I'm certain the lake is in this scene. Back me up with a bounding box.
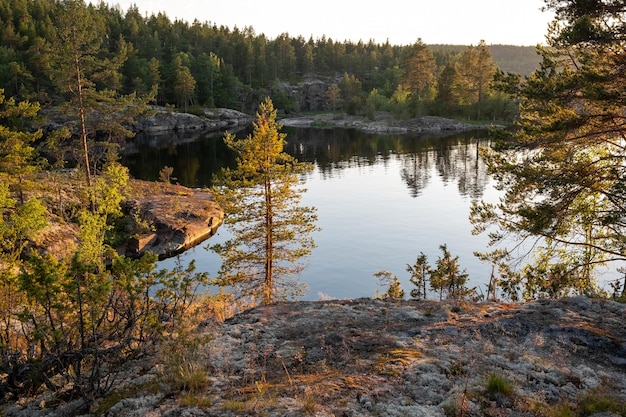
[123,127,502,300]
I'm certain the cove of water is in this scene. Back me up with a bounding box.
[123,127,502,300]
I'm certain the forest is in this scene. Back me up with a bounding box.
[0,0,540,121]
[2,0,626,410]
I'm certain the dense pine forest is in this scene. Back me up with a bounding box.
[0,0,539,120]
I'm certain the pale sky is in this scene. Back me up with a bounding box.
[101,0,554,46]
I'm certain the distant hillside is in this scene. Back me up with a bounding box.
[489,44,542,76]
[431,44,542,76]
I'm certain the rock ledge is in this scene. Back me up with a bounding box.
[281,113,500,134]
[121,182,224,259]
[10,297,624,416]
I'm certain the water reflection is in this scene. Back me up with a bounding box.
[122,129,237,186]
[401,153,432,198]
[123,127,496,300]
[283,128,490,199]
[124,127,490,201]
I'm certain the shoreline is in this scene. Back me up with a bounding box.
[280,112,502,134]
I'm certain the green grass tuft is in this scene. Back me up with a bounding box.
[486,373,514,398]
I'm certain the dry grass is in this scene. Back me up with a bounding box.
[159,330,213,395]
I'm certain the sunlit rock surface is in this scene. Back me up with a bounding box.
[7,297,625,416]
[122,182,224,259]
[136,106,253,133]
[200,297,626,416]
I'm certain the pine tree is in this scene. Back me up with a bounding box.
[373,270,405,300]
[407,252,430,299]
[429,244,468,301]
[402,39,437,115]
[173,56,196,112]
[472,1,626,297]
[211,97,318,306]
[48,0,151,188]
[325,83,341,116]
[0,89,41,203]
[455,40,497,119]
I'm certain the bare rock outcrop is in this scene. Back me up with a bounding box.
[293,78,329,112]
[33,180,223,261]
[135,107,253,133]
[198,297,626,416]
[122,182,224,259]
[9,297,623,416]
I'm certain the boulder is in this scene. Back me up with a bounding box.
[135,107,253,133]
[137,109,208,132]
[122,182,224,259]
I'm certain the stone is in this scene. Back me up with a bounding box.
[7,296,626,416]
[120,181,224,259]
[134,106,254,134]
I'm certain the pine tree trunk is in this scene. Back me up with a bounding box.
[264,175,273,305]
[74,53,92,188]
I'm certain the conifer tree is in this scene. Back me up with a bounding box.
[407,252,430,299]
[455,40,497,119]
[325,83,341,116]
[373,270,405,300]
[0,89,41,203]
[173,56,196,112]
[403,39,437,115]
[211,97,318,306]
[472,0,626,296]
[429,244,468,301]
[48,0,151,188]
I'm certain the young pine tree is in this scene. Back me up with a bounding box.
[211,97,318,306]
[429,244,469,301]
[373,270,405,300]
[407,252,430,299]
[0,89,42,204]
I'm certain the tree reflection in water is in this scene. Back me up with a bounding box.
[283,127,491,200]
[123,126,496,300]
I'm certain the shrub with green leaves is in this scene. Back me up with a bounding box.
[0,162,210,403]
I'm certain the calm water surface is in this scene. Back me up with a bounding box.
[124,127,501,300]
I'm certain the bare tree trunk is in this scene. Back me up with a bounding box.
[74,54,91,188]
[264,175,273,305]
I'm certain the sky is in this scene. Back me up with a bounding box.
[99,0,555,46]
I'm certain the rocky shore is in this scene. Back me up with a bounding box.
[121,181,224,259]
[134,107,254,134]
[281,113,499,134]
[7,296,624,416]
[35,180,223,261]
[131,105,498,139]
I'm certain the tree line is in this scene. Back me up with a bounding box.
[0,0,532,120]
[2,0,626,408]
